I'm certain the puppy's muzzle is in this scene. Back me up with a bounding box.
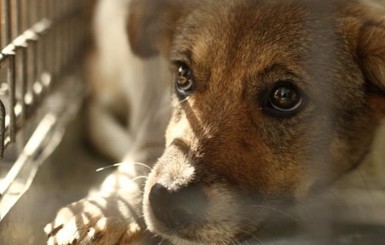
[149,183,207,228]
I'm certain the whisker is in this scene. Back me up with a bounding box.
[295,200,310,210]
[250,204,300,223]
[132,176,149,182]
[96,161,152,172]
[235,228,265,245]
[131,161,152,170]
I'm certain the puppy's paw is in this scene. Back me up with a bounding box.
[45,196,142,245]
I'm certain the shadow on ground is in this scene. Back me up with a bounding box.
[0,111,111,245]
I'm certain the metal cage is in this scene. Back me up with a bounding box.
[0,0,90,220]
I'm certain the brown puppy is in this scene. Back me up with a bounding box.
[132,0,385,243]
[46,0,385,244]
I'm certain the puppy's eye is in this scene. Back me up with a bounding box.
[175,62,195,97]
[263,81,304,117]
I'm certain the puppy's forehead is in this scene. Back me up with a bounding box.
[171,0,340,79]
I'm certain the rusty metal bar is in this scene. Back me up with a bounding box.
[1,1,9,48]
[0,0,90,158]
[0,101,4,158]
[7,52,16,143]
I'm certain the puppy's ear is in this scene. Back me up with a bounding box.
[345,11,385,114]
[357,18,385,94]
[127,0,192,58]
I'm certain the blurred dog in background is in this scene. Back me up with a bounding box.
[45,0,385,244]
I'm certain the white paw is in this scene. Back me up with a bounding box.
[45,197,143,245]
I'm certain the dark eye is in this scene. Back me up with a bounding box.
[175,62,195,97]
[263,81,304,117]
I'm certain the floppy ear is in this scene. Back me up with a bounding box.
[127,0,192,58]
[344,10,385,114]
[357,18,385,94]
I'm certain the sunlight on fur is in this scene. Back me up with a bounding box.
[45,0,385,244]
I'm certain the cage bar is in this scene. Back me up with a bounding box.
[0,0,91,197]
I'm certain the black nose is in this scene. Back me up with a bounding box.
[149,183,207,228]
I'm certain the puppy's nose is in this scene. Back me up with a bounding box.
[149,183,207,228]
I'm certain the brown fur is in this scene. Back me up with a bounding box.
[128,0,385,243]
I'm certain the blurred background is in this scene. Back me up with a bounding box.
[0,0,105,244]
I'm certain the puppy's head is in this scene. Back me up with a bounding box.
[128,0,385,243]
